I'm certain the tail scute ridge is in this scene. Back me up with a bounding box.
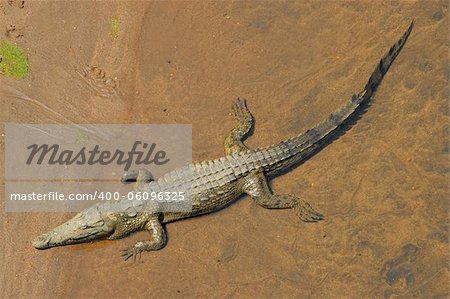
[363,21,414,96]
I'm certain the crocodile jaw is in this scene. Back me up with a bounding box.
[32,205,115,249]
[32,224,112,249]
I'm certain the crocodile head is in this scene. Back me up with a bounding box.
[32,203,117,249]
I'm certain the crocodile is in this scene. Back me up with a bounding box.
[32,22,414,260]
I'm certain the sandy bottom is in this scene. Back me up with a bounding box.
[0,1,448,298]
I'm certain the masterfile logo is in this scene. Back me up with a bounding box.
[5,124,193,212]
[25,141,170,171]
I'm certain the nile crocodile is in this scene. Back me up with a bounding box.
[32,22,414,260]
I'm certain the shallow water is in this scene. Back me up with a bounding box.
[0,1,448,298]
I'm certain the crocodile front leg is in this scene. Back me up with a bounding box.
[224,98,253,154]
[242,171,324,222]
[121,217,167,261]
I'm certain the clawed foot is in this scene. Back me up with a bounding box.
[231,98,252,122]
[294,200,324,222]
[121,242,145,262]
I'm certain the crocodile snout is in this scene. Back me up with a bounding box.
[32,233,52,249]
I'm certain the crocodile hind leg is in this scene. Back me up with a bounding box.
[242,172,324,222]
[224,98,254,155]
[121,216,167,261]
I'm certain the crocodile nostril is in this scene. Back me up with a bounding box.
[32,234,51,249]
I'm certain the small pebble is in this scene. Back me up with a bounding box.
[432,10,444,21]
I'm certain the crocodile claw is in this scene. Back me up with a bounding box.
[121,246,143,262]
[294,200,324,222]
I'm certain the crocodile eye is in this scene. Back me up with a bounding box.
[81,223,88,229]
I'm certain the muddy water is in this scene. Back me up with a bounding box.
[0,1,448,298]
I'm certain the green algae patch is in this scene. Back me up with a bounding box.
[111,16,120,39]
[0,40,28,79]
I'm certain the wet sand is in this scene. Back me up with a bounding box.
[0,1,448,298]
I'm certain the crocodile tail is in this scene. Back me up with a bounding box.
[359,20,414,104]
[263,21,414,173]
